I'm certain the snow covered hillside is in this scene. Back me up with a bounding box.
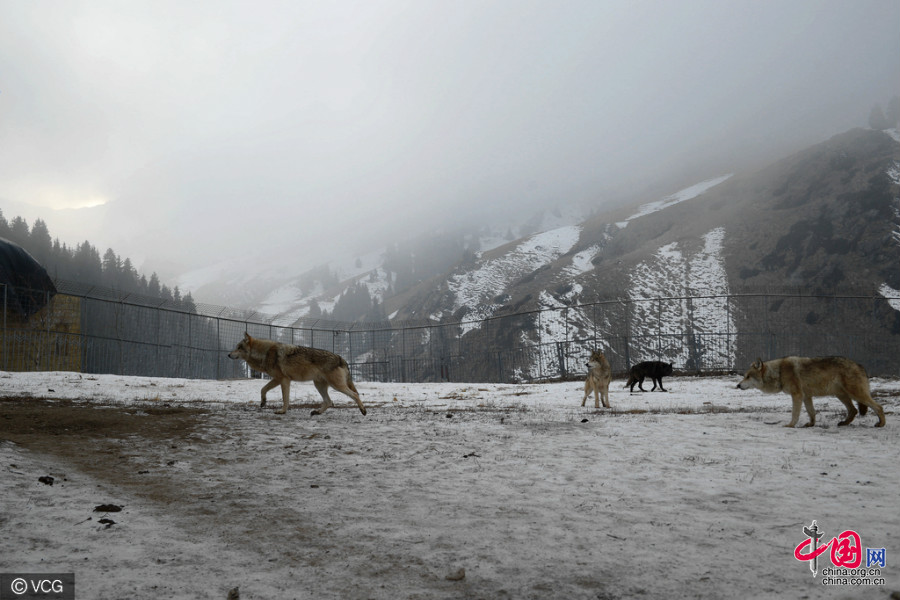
[627,227,735,367]
[441,226,581,334]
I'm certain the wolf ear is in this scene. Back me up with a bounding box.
[243,332,251,341]
[755,358,766,374]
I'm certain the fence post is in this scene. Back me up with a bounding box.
[657,297,663,359]
[216,314,221,380]
[623,298,632,369]
[2,284,6,371]
[725,295,732,371]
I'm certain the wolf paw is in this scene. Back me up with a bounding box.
[310,409,320,416]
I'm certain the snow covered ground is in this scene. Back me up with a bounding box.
[1,371,898,599]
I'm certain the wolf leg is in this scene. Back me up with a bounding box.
[336,379,367,415]
[311,380,333,416]
[801,395,815,427]
[853,392,885,427]
[637,376,646,392]
[581,380,591,407]
[260,378,280,409]
[274,379,290,415]
[786,394,803,427]
[601,384,610,408]
[835,393,857,426]
[657,377,667,392]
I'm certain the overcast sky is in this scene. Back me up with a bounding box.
[1,0,898,281]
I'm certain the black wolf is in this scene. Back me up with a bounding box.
[626,361,673,392]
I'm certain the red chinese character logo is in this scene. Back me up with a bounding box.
[794,533,829,561]
[830,530,862,568]
[794,522,863,576]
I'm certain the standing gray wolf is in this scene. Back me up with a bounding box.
[581,350,612,408]
[227,332,366,416]
[736,356,884,428]
[626,361,673,392]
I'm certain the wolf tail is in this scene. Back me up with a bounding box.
[340,357,358,387]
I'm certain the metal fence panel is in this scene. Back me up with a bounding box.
[2,282,899,382]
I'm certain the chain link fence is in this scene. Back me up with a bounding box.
[2,280,899,382]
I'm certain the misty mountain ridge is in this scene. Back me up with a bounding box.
[392,128,900,336]
[177,194,603,318]
[179,127,899,333]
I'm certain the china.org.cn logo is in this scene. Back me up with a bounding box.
[793,520,887,587]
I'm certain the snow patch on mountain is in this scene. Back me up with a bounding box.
[879,284,900,312]
[564,246,601,277]
[616,175,732,229]
[627,227,735,368]
[890,163,900,247]
[446,226,582,334]
[889,160,900,186]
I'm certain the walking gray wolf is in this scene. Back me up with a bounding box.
[581,350,612,408]
[736,356,885,428]
[227,332,366,416]
[626,361,673,392]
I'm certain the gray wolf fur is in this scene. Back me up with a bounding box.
[737,356,884,428]
[228,332,366,416]
[581,350,612,408]
[626,361,673,392]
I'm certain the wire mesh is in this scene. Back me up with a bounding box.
[2,281,898,382]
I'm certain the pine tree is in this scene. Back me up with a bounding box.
[887,96,900,128]
[29,219,52,265]
[869,104,889,130]
[9,216,30,246]
[102,248,120,288]
[148,273,161,297]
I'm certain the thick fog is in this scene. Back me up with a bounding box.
[1,0,898,282]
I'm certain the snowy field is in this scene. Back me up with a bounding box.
[1,371,899,599]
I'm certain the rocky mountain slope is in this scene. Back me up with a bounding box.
[185,129,900,379]
[395,128,899,320]
[177,127,899,380]
[378,128,899,378]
